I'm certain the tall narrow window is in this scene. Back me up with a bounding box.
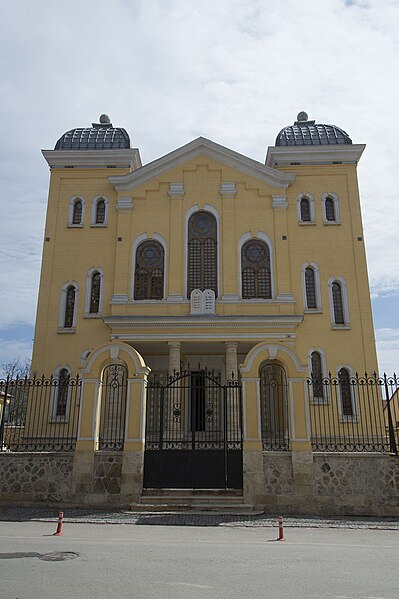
[325,197,335,221]
[332,281,344,324]
[188,211,217,297]
[134,240,164,300]
[300,198,311,222]
[96,199,106,224]
[241,240,271,299]
[64,285,76,328]
[339,367,354,416]
[89,271,101,313]
[72,200,82,224]
[311,351,324,400]
[305,267,317,308]
[56,368,70,417]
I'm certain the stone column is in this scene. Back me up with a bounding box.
[225,342,238,380]
[168,341,181,374]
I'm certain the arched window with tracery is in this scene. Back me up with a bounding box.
[64,285,76,328]
[305,267,316,309]
[300,197,311,222]
[187,211,217,297]
[241,239,271,299]
[260,361,289,450]
[134,240,164,300]
[72,199,82,224]
[96,198,106,224]
[339,367,354,416]
[89,271,101,313]
[311,351,324,400]
[332,281,344,324]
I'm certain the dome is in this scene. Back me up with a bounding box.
[55,116,130,150]
[275,112,352,146]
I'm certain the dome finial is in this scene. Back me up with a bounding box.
[99,114,111,124]
[296,111,309,123]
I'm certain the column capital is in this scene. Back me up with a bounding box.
[225,341,238,350]
[168,341,181,348]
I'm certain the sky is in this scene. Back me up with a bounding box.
[0,0,399,375]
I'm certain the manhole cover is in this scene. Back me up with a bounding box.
[39,552,79,562]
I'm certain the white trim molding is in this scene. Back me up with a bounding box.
[302,262,322,311]
[238,231,275,300]
[84,267,104,317]
[168,183,185,198]
[271,195,288,209]
[328,276,350,328]
[42,148,141,170]
[90,195,109,227]
[322,192,341,225]
[220,182,236,198]
[108,137,295,192]
[296,192,315,224]
[58,280,79,332]
[116,196,133,210]
[265,144,366,168]
[67,195,86,227]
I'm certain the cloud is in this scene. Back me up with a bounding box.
[375,328,399,374]
[0,0,398,365]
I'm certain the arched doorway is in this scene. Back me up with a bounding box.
[98,364,128,450]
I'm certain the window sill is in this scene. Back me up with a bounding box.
[67,224,84,228]
[304,308,322,314]
[49,417,69,424]
[83,313,102,318]
[340,415,359,423]
[90,223,107,228]
[323,221,341,226]
[331,324,351,330]
[310,398,330,405]
[298,221,316,226]
[57,327,76,334]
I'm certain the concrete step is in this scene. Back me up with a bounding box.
[130,502,259,514]
[132,489,260,514]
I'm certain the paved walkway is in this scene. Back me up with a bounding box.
[0,507,398,529]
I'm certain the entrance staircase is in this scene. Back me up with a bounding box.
[131,489,260,515]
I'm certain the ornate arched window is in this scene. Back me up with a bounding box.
[300,197,311,222]
[72,200,82,224]
[325,197,335,221]
[134,240,164,300]
[55,368,70,417]
[89,271,101,313]
[64,285,76,328]
[259,361,289,450]
[339,367,354,416]
[332,281,344,324]
[187,211,217,297]
[241,240,271,299]
[96,199,106,224]
[305,267,316,309]
[311,351,324,400]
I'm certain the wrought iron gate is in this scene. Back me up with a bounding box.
[143,369,243,489]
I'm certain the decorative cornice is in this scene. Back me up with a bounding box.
[265,144,366,168]
[116,197,133,210]
[220,182,236,198]
[103,314,303,330]
[42,149,142,170]
[272,195,288,209]
[108,137,296,192]
[168,183,185,198]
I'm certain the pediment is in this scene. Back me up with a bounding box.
[108,137,295,192]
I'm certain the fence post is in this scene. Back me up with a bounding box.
[384,373,397,455]
[0,376,10,450]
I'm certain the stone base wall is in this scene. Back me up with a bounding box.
[257,451,399,517]
[0,453,74,506]
[1,450,398,515]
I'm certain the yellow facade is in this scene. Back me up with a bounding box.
[30,113,381,498]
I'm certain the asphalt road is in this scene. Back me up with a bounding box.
[0,521,398,599]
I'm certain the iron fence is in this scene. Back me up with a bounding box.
[0,375,80,452]
[308,373,398,454]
